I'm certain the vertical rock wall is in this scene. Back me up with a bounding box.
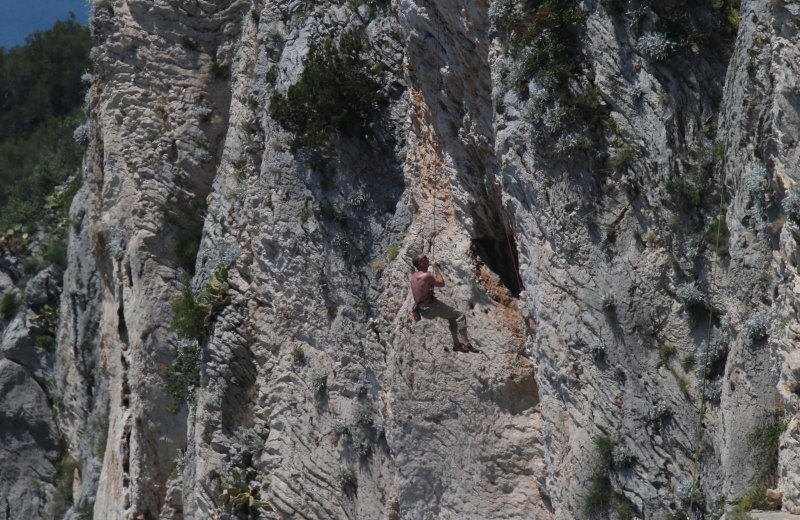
[22,0,797,518]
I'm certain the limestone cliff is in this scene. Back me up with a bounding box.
[1,0,799,518]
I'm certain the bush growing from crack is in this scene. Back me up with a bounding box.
[601,291,616,310]
[36,334,56,352]
[744,314,768,341]
[587,341,606,360]
[332,419,350,436]
[1,292,18,320]
[353,400,375,428]
[782,190,800,223]
[269,28,383,148]
[334,466,357,494]
[695,318,731,375]
[676,282,704,306]
[553,132,593,156]
[309,369,327,397]
[647,400,673,423]
[350,430,372,457]
[347,191,370,209]
[171,266,230,342]
[291,346,306,365]
[665,175,701,208]
[744,164,768,196]
[658,343,677,364]
[169,231,201,275]
[218,468,269,514]
[166,342,200,411]
[748,411,786,490]
[584,436,613,515]
[636,32,675,62]
[611,444,634,468]
[494,0,587,94]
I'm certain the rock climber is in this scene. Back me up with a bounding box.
[410,252,475,353]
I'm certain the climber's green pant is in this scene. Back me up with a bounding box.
[418,298,469,345]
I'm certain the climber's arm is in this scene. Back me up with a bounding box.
[431,263,445,287]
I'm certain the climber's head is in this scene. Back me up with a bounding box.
[412,253,429,272]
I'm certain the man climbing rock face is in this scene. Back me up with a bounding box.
[410,253,474,353]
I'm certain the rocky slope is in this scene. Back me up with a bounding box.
[1,0,799,518]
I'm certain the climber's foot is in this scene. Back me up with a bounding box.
[452,343,470,353]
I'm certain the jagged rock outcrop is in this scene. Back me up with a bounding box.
[1,0,797,518]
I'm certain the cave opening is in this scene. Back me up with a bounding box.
[471,236,523,297]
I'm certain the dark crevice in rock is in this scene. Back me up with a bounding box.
[117,300,129,345]
[471,236,522,297]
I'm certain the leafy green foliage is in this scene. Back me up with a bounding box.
[36,334,56,352]
[53,453,77,504]
[169,232,201,274]
[0,17,89,233]
[45,238,68,266]
[501,0,587,94]
[291,346,306,365]
[1,292,18,320]
[219,468,270,514]
[658,343,678,363]
[0,15,90,141]
[748,411,786,488]
[210,62,229,80]
[665,175,700,208]
[265,65,278,86]
[171,267,231,342]
[584,436,613,515]
[166,344,200,411]
[335,466,357,494]
[269,28,383,147]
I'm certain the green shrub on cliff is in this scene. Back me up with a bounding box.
[166,343,200,411]
[1,292,18,320]
[172,267,230,342]
[501,0,587,94]
[269,28,383,147]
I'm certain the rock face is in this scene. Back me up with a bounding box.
[2,0,798,518]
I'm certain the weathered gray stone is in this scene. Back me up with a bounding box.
[24,265,63,308]
[0,359,61,519]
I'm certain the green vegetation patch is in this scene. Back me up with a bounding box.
[748,410,786,488]
[269,28,383,148]
[219,468,270,514]
[166,343,201,411]
[584,436,614,515]
[666,175,701,208]
[499,0,587,94]
[169,232,201,275]
[0,17,90,233]
[1,292,18,320]
[171,266,231,342]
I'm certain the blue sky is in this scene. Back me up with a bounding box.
[0,0,89,49]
